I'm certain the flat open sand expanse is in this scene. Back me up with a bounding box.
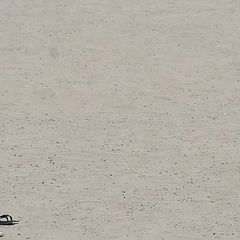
[1,1,240,239]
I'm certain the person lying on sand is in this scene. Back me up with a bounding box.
[0,215,12,222]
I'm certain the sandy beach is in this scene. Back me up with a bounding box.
[1,0,240,239]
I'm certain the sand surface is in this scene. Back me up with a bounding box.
[1,1,240,239]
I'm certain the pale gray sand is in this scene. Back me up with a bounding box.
[1,0,240,239]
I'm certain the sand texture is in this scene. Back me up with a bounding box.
[1,0,240,239]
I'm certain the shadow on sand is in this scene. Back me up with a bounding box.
[0,220,19,226]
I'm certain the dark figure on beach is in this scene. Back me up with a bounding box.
[0,215,12,222]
